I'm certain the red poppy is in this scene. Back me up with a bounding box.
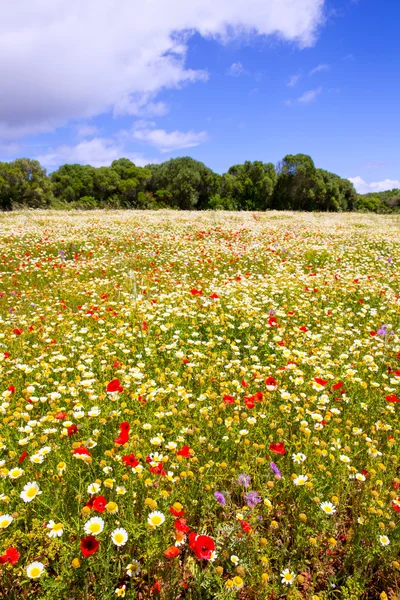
[68,425,78,436]
[174,518,190,533]
[74,446,91,457]
[150,462,167,476]
[394,370,400,377]
[244,396,255,409]
[113,361,122,369]
[314,378,328,386]
[92,496,108,513]
[386,395,400,403]
[107,379,123,393]
[268,316,278,327]
[122,453,139,468]
[241,520,252,533]
[241,379,248,388]
[269,442,286,455]
[7,385,15,394]
[299,326,308,332]
[332,382,344,390]
[0,547,20,565]
[80,535,100,557]
[223,394,235,404]
[55,412,66,420]
[192,535,215,560]
[18,451,27,463]
[3,352,10,359]
[392,498,400,513]
[164,546,180,558]
[370,331,377,337]
[114,421,130,445]
[182,358,190,364]
[177,445,191,458]
[169,505,185,518]
[265,377,277,388]
[210,293,219,299]
[190,289,202,295]
[142,321,148,331]
[12,328,23,335]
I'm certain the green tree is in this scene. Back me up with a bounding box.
[0,159,52,209]
[147,157,218,210]
[272,154,320,211]
[51,164,95,204]
[225,161,276,210]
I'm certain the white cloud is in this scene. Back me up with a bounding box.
[227,62,245,77]
[287,74,301,87]
[76,125,100,138]
[309,63,329,75]
[298,87,322,103]
[348,176,400,194]
[0,0,325,139]
[36,138,152,169]
[132,126,208,152]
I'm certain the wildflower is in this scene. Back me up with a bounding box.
[281,568,296,585]
[293,475,308,486]
[87,482,101,494]
[245,491,262,506]
[232,576,244,589]
[26,562,45,579]
[107,379,123,393]
[80,535,100,557]
[20,481,42,503]
[292,453,307,464]
[84,517,104,536]
[106,501,119,514]
[164,546,180,558]
[126,560,141,577]
[46,521,64,538]
[269,442,286,455]
[379,535,390,546]
[9,467,24,479]
[214,491,226,505]
[0,514,13,529]
[147,511,165,528]
[111,528,128,547]
[320,501,336,515]
[115,585,126,597]
[238,473,251,487]
[231,555,240,565]
[0,547,20,565]
[270,462,282,478]
[190,534,215,560]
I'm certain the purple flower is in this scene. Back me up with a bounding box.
[238,474,251,488]
[214,491,226,506]
[387,257,393,263]
[270,462,282,479]
[377,325,388,337]
[245,491,262,507]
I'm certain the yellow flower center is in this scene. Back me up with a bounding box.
[89,523,101,534]
[151,515,162,525]
[30,567,41,578]
[114,533,124,544]
[26,487,37,498]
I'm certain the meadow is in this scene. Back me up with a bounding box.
[0,210,399,599]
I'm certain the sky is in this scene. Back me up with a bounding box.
[0,0,399,193]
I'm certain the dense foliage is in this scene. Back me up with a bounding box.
[0,154,387,213]
[0,211,399,599]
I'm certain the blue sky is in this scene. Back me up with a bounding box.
[0,0,399,193]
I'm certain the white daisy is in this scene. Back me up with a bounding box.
[26,561,45,579]
[111,528,128,547]
[20,481,42,503]
[84,516,104,536]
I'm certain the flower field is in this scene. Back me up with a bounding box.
[0,210,399,599]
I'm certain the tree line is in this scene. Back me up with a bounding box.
[0,154,398,212]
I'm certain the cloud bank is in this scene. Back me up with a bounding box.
[0,0,324,139]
